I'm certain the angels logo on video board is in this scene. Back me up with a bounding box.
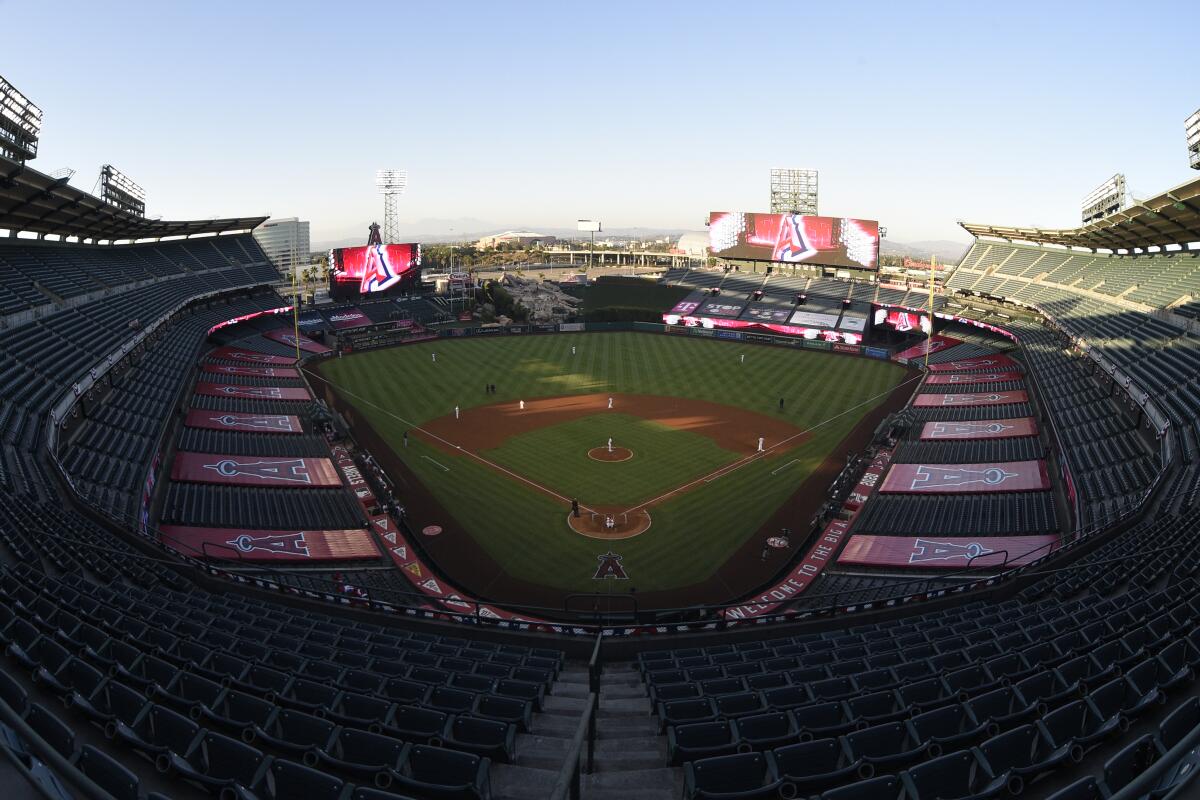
[203,458,314,484]
[331,243,421,294]
[592,552,629,580]
[209,414,298,433]
[930,421,1014,438]
[909,539,994,564]
[226,532,310,557]
[911,465,1018,490]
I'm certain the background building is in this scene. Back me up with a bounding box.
[252,216,310,276]
[674,231,710,258]
[476,230,557,249]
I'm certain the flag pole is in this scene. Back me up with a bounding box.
[925,255,936,371]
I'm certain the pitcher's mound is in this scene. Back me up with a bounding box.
[588,446,633,462]
[567,509,652,540]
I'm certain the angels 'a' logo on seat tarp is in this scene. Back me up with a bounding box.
[210,414,295,432]
[909,539,994,564]
[930,421,1014,437]
[593,552,629,580]
[911,465,1018,490]
[941,393,1004,406]
[203,458,313,483]
[218,385,283,398]
[225,532,310,557]
[229,351,275,363]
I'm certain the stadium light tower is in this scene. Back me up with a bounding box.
[375,169,407,244]
[1187,107,1200,170]
[770,168,818,216]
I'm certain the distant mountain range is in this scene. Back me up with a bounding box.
[313,221,971,265]
[881,239,972,265]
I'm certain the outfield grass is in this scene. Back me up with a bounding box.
[318,332,909,593]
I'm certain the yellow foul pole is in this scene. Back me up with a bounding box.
[292,267,302,364]
[925,255,936,370]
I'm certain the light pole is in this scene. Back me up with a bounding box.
[375,169,407,244]
[578,219,601,270]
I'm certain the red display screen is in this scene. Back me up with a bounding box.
[330,243,421,294]
[708,212,879,270]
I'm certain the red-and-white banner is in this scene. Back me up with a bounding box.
[327,309,372,330]
[160,525,379,561]
[207,346,296,366]
[183,410,304,434]
[927,354,1018,372]
[844,448,892,512]
[331,444,376,509]
[894,335,962,361]
[880,460,1050,494]
[193,382,311,401]
[264,329,332,353]
[837,534,1059,569]
[914,391,1028,407]
[925,372,1023,385]
[720,519,852,620]
[171,452,342,487]
[920,417,1039,440]
[202,364,300,379]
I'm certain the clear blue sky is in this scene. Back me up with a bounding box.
[5,0,1197,245]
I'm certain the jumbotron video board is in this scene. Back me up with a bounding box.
[708,211,880,270]
[329,243,421,297]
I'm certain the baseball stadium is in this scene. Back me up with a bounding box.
[4,15,1200,800]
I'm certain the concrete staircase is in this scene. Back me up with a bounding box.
[582,660,681,800]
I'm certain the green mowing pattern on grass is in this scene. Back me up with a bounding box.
[318,333,909,593]
[483,413,739,506]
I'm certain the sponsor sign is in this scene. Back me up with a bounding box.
[789,310,841,328]
[838,534,1059,569]
[838,315,867,332]
[171,452,342,487]
[720,519,851,620]
[803,340,832,350]
[696,299,746,318]
[893,335,962,362]
[329,444,376,508]
[920,417,1038,441]
[741,305,793,323]
[207,346,295,366]
[160,525,379,562]
[864,347,889,359]
[833,343,860,355]
[183,410,303,434]
[193,383,311,401]
[559,322,585,332]
[927,354,1019,372]
[913,391,1028,408]
[201,364,300,379]
[327,308,371,330]
[206,306,294,337]
[264,329,331,353]
[925,371,1023,385]
[880,460,1051,494]
[844,448,892,512]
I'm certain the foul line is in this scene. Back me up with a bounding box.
[304,367,924,519]
[422,456,450,472]
[770,459,801,476]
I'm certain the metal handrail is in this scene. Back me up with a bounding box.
[0,694,119,800]
[1107,718,1200,799]
[548,691,598,800]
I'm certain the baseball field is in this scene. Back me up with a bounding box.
[314,332,912,601]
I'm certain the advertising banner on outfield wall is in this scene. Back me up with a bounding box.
[160,525,380,562]
[837,534,1059,569]
[202,364,301,379]
[833,343,860,354]
[880,460,1050,494]
[913,391,1028,408]
[925,372,1023,385]
[183,410,304,435]
[927,354,1019,372]
[721,519,852,620]
[804,340,832,350]
[920,418,1039,441]
[559,323,585,332]
[193,383,312,401]
[207,346,296,366]
[865,347,889,359]
[171,452,343,488]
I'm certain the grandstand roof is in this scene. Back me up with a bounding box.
[0,155,266,241]
[960,174,1200,251]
